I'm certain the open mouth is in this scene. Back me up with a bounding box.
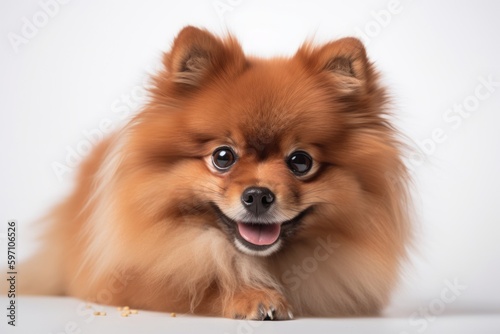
[211,204,311,256]
[237,222,281,246]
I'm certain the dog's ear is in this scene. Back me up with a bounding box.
[297,37,370,93]
[163,26,246,88]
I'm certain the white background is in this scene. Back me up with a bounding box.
[1,0,499,332]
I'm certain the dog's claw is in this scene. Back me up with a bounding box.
[226,288,292,320]
[257,303,267,320]
[259,304,290,321]
[267,307,274,320]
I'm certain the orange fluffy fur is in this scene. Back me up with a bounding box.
[21,26,411,319]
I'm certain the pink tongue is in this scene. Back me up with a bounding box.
[237,223,281,246]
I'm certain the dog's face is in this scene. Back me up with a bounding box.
[124,27,400,257]
[196,65,340,256]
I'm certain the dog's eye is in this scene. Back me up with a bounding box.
[212,147,237,171]
[287,151,313,175]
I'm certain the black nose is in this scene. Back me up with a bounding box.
[241,187,275,216]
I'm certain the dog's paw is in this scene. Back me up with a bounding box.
[225,288,293,320]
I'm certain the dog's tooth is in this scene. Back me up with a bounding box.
[288,310,294,319]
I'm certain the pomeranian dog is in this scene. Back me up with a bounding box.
[22,26,411,320]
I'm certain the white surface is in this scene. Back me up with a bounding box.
[1,0,500,332]
[1,296,499,334]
